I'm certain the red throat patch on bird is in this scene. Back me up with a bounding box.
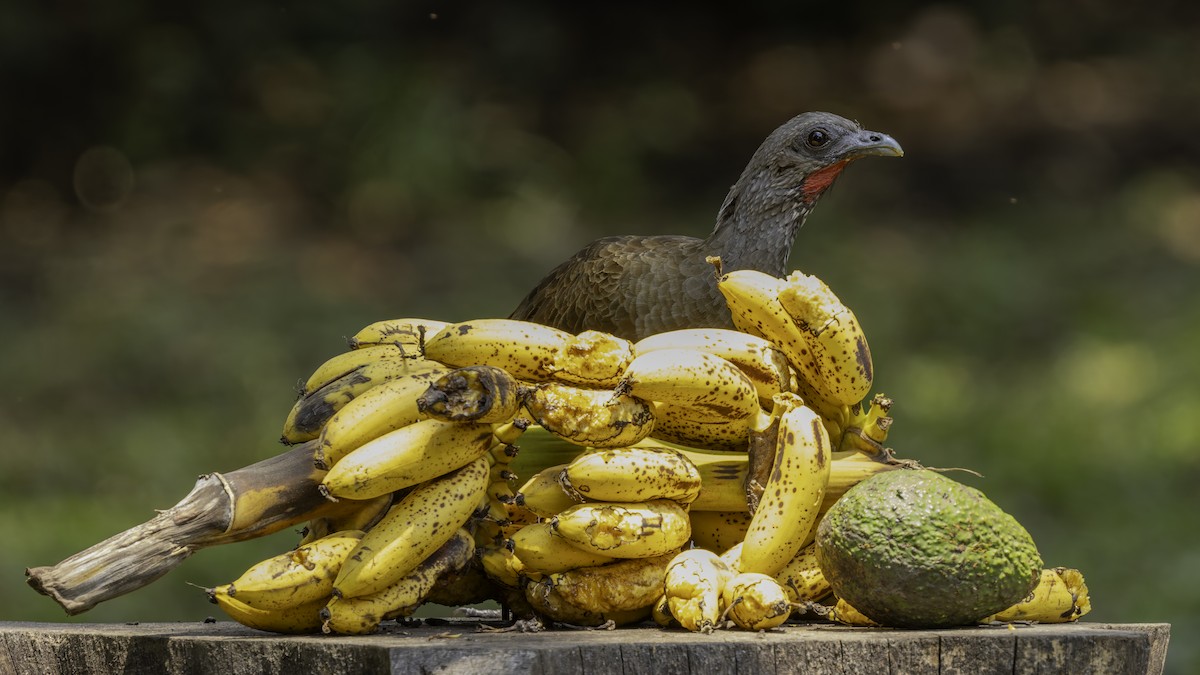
[801,159,851,203]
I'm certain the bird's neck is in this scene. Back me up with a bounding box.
[703,170,816,276]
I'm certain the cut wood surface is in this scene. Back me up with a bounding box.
[0,620,1169,675]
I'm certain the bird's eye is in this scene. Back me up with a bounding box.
[806,129,829,148]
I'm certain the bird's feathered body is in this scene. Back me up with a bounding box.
[511,112,902,341]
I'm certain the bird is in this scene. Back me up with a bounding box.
[509,111,903,342]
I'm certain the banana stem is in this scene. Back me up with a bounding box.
[25,441,336,615]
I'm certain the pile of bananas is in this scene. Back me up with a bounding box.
[32,263,1087,633]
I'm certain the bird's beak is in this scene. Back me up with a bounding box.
[842,130,904,159]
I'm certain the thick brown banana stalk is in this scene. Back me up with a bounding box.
[25,441,341,615]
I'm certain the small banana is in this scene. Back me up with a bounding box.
[416,365,525,424]
[538,551,678,614]
[313,363,449,468]
[479,544,523,589]
[300,343,408,396]
[774,542,830,604]
[648,402,757,451]
[522,382,655,448]
[215,529,364,611]
[663,548,733,633]
[828,597,879,626]
[333,457,488,598]
[299,494,392,545]
[348,317,448,352]
[688,511,751,553]
[619,349,760,421]
[740,394,831,576]
[209,588,327,634]
[838,393,894,460]
[722,572,792,630]
[283,356,443,444]
[422,318,572,381]
[321,419,493,501]
[633,328,792,409]
[321,529,474,635]
[560,445,701,504]
[651,593,676,627]
[491,418,529,447]
[984,567,1091,623]
[550,499,691,559]
[545,330,635,388]
[777,270,873,407]
[508,521,616,575]
[514,463,581,518]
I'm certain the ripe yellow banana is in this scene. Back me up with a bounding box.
[688,510,751,553]
[422,318,573,381]
[561,445,701,504]
[777,270,873,407]
[416,365,525,424]
[215,529,364,611]
[674,446,751,511]
[300,344,408,396]
[740,394,831,576]
[649,402,757,451]
[828,597,879,626]
[793,373,851,442]
[774,542,830,604]
[508,521,616,575]
[283,355,443,444]
[333,457,488,598]
[722,572,792,630]
[299,494,392,545]
[633,328,792,409]
[514,463,580,518]
[545,329,635,388]
[651,593,676,627]
[479,544,523,589]
[321,419,493,501]
[984,567,1090,623]
[209,588,327,634]
[663,548,733,633]
[522,382,655,448]
[321,528,474,635]
[491,418,529,447]
[348,317,448,352]
[313,363,449,469]
[619,349,760,421]
[538,551,678,614]
[551,499,691,559]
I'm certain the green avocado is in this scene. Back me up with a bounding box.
[815,469,1042,628]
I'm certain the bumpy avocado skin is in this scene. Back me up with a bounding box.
[815,469,1042,628]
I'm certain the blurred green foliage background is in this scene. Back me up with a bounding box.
[2,2,1197,671]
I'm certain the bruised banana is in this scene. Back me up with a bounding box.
[348,317,448,352]
[561,445,701,504]
[551,499,690,559]
[523,382,655,448]
[416,365,525,424]
[648,402,757,451]
[213,529,364,611]
[740,394,831,576]
[321,419,493,501]
[717,269,865,407]
[283,356,443,444]
[508,521,616,575]
[514,463,580,518]
[209,590,327,634]
[422,318,572,381]
[777,270,873,407]
[774,542,830,604]
[619,349,760,421]
[688,510,751,553]
[545,330,634,389]
[524,576,653,627]
[984,567,1090,623]
[537,551,677,614]
[663,548,732,633]
[333,457,488,598]
[722,572,792,630]
[321,528,474,635]
[634,328,792,409]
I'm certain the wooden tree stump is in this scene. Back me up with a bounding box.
[0,620,1169,675]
